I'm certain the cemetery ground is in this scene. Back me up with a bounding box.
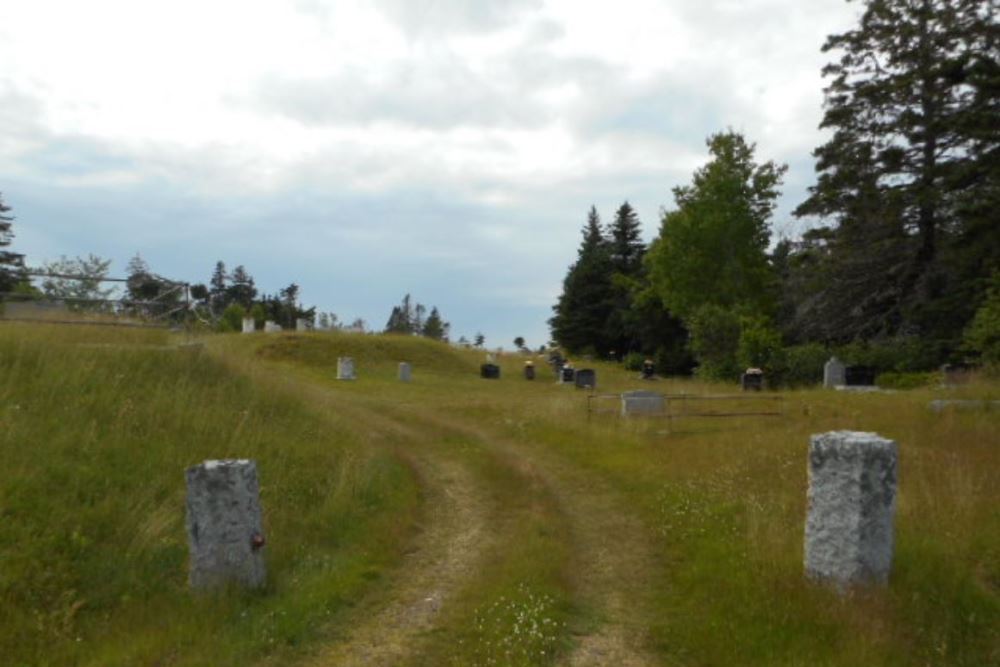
[1,323,997,666]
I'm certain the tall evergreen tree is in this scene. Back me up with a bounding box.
[605,201,647,355]
[209,261,228,309]
[796,0,999,343]
[0,193,24,293]
[421,306,448,341]
[226,265,257,309]
[608,201,644,275]
[549,206,616,354]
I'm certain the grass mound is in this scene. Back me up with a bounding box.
[254,331,479,378]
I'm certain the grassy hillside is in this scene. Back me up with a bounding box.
[3,325,997,666]
[0,324,421,666]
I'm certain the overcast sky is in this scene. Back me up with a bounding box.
[0,0,859,347]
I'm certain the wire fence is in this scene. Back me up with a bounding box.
[0,271,195,329]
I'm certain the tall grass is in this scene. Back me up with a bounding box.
[0,324,421,666]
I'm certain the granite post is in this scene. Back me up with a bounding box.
[805,431,897,588]
[185,459,266,590]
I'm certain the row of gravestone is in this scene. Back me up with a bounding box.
[332,357,412,383]
[241,318,312,333]
[480,362,598,389]
[185,430,898,593]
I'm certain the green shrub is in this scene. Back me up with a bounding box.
[782,343,829,386]
[688,305,741,381]
[219,303,247,333]
[964,272,1000,367]
[624,351,645,371]
[737,318,785,373]
[835,337,946,373]
[876,371,937,390]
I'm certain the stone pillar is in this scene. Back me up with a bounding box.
[337,357,356,380]
[185,460,266,590]
[805,431,897,588]
[823,356,846,388]
[398,362,412,382]
[241,317,255,334]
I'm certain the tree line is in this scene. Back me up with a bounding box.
[551,0,999,380]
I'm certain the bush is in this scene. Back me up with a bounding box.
[623,351,645,371]
[835,337,947,373]
[737,319,785,372]
[219,303,246,333]
[687,305,741,381]
[964,272,1000,367]
[876,371,937,390]
[782,343,829,387]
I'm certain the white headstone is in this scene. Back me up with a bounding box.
[398,362,412,382]
[823,356,846,388]
[264,320,282,333]
[337,356,356,380]
[295,318,310,331]
[241,317,255,334]
[185,459,266,590]
[805,431,897,588]
[621,390,665,416]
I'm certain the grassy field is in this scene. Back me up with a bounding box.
[2,323,998,666]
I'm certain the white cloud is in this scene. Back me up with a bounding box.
[0,0,860,345]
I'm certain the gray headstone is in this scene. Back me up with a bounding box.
[575,368,596,389]
[621,390,665,416]
[241,317,255,334]
[805,431,897,588]
[398,362,412,382]
[264,320,282,333]
[295,318,310,332]
[337,356,356,380]
[185,459,266,590]
[824,356,846,388]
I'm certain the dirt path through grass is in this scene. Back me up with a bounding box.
[389,407,662,667]
[235,366,498,666]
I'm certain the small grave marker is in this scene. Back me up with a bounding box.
[560,366,576,384]
[241,317,255,334]
[185,459,266,590]
[741,368,764,391]
[641,359,655,380]
[524,361,535,380]
[823,356,846,388]
[295,318,310,332]
[574,368,596,389]
[398,362,412,382]
[264,320,282,333]
[805,431,897,588]
[337,357,356,380]
[480,363,500,379]
[621,390,665,416]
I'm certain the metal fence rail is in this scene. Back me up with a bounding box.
[586,390,786,429]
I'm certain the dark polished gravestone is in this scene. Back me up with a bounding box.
[524,363,536,380]
[741,368,764,391]
[560,366,576,384]
[574,368,596,389]
[845,365,877,387]
[641,359,655,380]
[480,363,501,379]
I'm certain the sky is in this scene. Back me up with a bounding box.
[0,0,860,347]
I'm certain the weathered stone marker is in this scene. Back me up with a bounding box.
[823,356,846,388]
[805,431,897,588]
[264,320,282,333]
[241,317,255,334]
[337,357,356,380]
[398,362,412,382]
[185,459,266,590]
[480,363,500,379]
[621,390,665,416]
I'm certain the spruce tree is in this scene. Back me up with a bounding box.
[796,0,999,343]
[0,193,24,293]
[422,306,448,340]
[608,201,644,275]
[549,206,616,354]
